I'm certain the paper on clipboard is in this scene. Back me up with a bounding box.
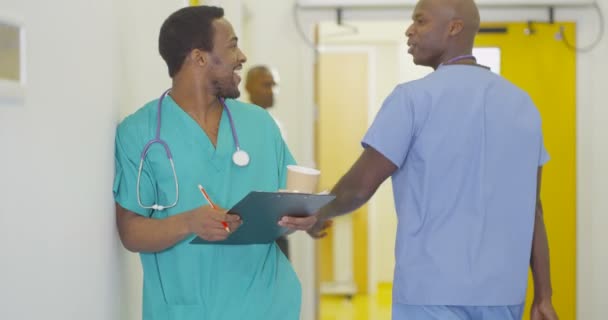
[190,191,335,245]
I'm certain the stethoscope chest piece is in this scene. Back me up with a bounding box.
[233,148,250,167]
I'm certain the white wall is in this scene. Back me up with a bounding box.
[0,0,121,319]
[118,0,187,117]
[564,2,608,318]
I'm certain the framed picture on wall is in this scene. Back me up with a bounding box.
[0,13,25,104]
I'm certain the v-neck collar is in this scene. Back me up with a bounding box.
[165,95,231,170]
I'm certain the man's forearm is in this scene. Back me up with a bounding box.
[319,148,397,220]
[319,173,374,220]
[530,201,553,301]
[116,204,191,253]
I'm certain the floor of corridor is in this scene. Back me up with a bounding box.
[320,284,392,320]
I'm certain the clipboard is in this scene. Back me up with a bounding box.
[190,191,335,245]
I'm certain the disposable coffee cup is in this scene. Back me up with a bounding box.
[285,165,320,194]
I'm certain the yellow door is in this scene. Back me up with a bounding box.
[316,50,369,294]
[475,23,576,320]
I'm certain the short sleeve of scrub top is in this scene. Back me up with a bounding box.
[113,123,154,217]
[362,85,415,168]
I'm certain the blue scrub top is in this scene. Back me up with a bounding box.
[113,95,300,320]
[363,65,549,306]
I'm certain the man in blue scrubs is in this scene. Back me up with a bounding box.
[113,6,316,320]
[300,0,559,319]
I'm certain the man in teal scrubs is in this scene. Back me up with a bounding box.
[113,6,317,320]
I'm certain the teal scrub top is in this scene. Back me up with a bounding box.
[113,95,300,320]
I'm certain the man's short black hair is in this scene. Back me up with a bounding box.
[158,6,224,77]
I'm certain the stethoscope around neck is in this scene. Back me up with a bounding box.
[136,89,250,211]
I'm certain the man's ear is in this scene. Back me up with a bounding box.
[190,49,207,67]
[449,19,464,36]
